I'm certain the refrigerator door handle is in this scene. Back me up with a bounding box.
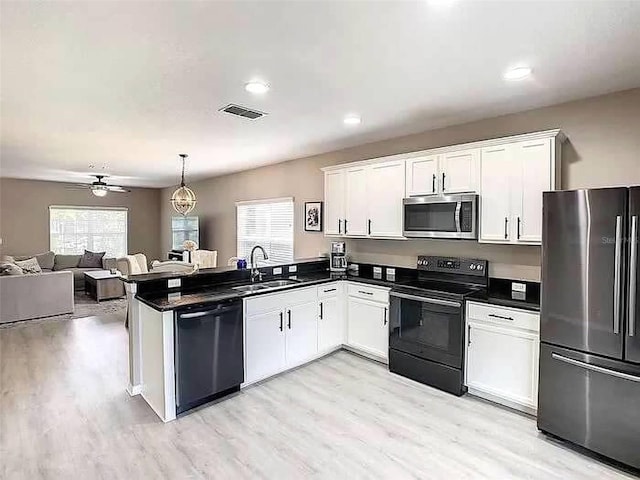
[552,353,640,383]
[629,215,638,337]
[613,215,622,334]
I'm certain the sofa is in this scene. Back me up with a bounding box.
[3,251,117,291]
[0,271,74,323]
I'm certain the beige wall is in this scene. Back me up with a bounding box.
[158,87,638,280]
[0,178,162,261]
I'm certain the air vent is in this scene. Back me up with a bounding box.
[219,104,267,120]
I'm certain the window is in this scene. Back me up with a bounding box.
[50,206,128,257]
[236,197,294,265]
[172,216,199,250]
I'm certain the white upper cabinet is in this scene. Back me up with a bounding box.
[406,155,439,196]
[440,148,479,194]
[324,170,345,236]
[480,145,513,243]
[345,166,368,237]
[367,160,405,238]
[479,135,559,245]
[512,138,553,244]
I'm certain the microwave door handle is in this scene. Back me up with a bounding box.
[454,202,462,232]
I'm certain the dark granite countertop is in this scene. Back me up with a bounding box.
[136,272,405,312]
[467,278,540,312]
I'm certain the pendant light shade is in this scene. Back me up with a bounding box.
[171,154,197,215]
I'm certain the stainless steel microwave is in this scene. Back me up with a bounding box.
[403,194,478,239]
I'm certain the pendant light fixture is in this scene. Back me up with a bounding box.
[170,154,197,215]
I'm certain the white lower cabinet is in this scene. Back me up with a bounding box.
[465,301,540,414]
[318,293,343,353]
[245,309,287,384]
[284,300,319,368]
[346,284,389,362]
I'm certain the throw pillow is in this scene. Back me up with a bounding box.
[34,251,55,270]
[14,257,42,274]
[0,261,23,276]
[78,250,105,268]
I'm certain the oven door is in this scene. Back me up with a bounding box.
[389,291,464,368]
[403,194,477,239]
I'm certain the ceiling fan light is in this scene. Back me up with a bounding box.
[91,185,108,197]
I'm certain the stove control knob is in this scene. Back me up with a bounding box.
[478,264,484,270]
[470,264,476,270]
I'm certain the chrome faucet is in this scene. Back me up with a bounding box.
[250,245,269,283]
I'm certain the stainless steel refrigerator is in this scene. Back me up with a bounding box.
[538,187,640,470]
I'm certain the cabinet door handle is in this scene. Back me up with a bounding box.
[319,302,323,320]
[488,313,514,321]
[504,217,508,239]
[358,290,374,295]
[432,174,436,193]
[344,219,348,234]
[338,219,342,234]
[383,307,387,326]
[517,216,521,239]
[442,172,446,191]
[287,310,292,329]
[368,219,372,235]
[279,312,283,332]
[323,288,337,293]
[468,324,471,346]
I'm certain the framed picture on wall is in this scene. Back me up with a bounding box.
[304,201,323,232]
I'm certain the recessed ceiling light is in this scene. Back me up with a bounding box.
[245,81,269,94]
[343,114,361,126]
[504,66,532,81]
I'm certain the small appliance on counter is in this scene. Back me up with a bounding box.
[330,241,347,272]
[388,255,488,396]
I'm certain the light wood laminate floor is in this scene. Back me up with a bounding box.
[1,313,636,479]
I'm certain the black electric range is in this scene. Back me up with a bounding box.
[389,256,488,396]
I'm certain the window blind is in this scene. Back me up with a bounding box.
[49,206,128,257]
[236,198,294,265]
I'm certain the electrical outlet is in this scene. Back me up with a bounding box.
[373,266,382,280]
[386,268,396,282]
[273,267,283,275]
[288,265,298,273]
[168,278,181,288]
[512,282,526,293]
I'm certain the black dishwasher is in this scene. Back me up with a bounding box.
[174,298,244,415]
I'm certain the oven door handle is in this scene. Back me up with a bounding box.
[454,202,462,233]
[390,291,461,308]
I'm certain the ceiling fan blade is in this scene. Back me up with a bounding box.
[65,184,92,189]
[106,185,130,193]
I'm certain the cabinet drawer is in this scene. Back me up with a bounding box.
[466,301,539,332]
[318,282,340,299]
[245,287,317,316]
[347,282,389,303]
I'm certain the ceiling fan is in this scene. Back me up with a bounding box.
[68,175,131,197]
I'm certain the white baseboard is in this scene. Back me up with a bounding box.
[127,383,142,396]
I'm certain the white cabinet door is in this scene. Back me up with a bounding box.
[406,155,439,196]
[345,166,368,236]
[347,297,388,360]
[512,138,552,244]
[285,301,318,368]
[318,295,343,352]
[324,170,345,236]
[245,310,286,384]
[441,148,479,194]
[367,161,405,238]
[466,322,539,409]
[479,145,513,243]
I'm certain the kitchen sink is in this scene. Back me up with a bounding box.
[232,278,301,293]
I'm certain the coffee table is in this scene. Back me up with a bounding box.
[84,270,125,302]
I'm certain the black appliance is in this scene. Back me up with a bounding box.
[389,256,488,395]
[174,298,244,415]
[539,187,640,470]
[403,194,478,239]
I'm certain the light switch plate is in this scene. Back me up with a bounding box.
[512,282,526,293]
[273,267,283,275]
[168,278,181,288]
[288,265,298,273]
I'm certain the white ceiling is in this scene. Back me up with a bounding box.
[1,0,640,188]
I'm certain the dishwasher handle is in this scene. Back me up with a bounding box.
[178,303,241,319]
